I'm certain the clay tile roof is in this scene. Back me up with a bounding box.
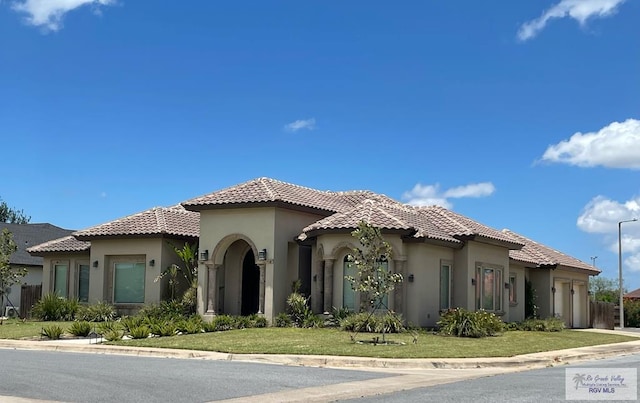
[624,288,640,299]
[27,235,90,255]
[73,205,199,240]
[420,206,523,247]
[298,198,462,244]
[182,177,359,213]
[502,229,599,273]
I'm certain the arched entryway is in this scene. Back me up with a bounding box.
[241,251,260,315]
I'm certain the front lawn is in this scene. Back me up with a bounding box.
[112,327,636,359]
[1,320,636,359]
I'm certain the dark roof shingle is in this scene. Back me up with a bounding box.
[1,223,74,266]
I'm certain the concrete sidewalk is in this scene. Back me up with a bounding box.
[1,328,639,371]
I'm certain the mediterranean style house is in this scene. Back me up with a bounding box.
[28,177,599,327]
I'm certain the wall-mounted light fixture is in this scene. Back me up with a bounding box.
[570,288,575,295]
[408,274,415,283]
[199,249,209,261]
[149,259,155,267]
[92,260,99,268]
[471,278,476,286]
[258,249,267,261]
[504,282,510,289]
[551,286,556,293]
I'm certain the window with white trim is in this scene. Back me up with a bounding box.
[476,264,503,312]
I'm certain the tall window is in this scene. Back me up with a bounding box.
[114,262,145,303]
[476,265,503,312]
[78,264,90,303]
[54,263,68,298]
[509,274,517,305]
[440,262,452,310]
[343,257,357,311]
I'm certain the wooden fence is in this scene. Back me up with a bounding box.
[589,300,615,329]
[20,284,42,319]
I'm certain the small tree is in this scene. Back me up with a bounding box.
[0,229,26,308]
[589,277,623,303]
[345,221,403,342]
[156,242,198,314]
[0,198,30,224]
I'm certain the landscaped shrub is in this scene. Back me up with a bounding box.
[339,312,404,333]
[128,325,150,339]
[511,317,565,332]
[234,315,252,329]
[97,320,122,335]
[325,306,352,327]
[204,314,235,332]
[274,312,292,328]
[68,321,92,337]
[149,321,177,337]
[121,316,144,333]
[41,325,64,339]
[76,301,116,322]
[138,301,186,322]
[247,314,268,328]
[286,291,320,328]
[103,329,124,341]
[32,293,79,321]
[624,299,640,327]
[176,317,203,334]
[437,308,503,338]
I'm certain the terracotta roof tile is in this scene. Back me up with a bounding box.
[624,288,640,299]
[182,177,344,212]
[73,205,199,240]
[27,235,90,254]
[503,229,598,273]
[420,206,523,247]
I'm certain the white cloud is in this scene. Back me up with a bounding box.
[577,195,640,273]
[540,119,640,169]
[11,0,116,31]
[284,118,316,132]
[518,0,626,41]
[402,182,495,208]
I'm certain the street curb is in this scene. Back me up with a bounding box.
[1,339,640,370]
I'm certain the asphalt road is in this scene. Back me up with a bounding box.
[343,353,640,402]
[0,349,389,402]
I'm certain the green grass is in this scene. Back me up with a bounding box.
[110,328,637,359]
[0,320,70,339]
[1,320,637,358]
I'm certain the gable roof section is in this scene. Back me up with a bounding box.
[299,199,461,244]
[182,177,380,214]
[1,223,74,266]
[26,235,90,255]
[419,206,523,248]
[73,205,199,240]
[502,229,598,273]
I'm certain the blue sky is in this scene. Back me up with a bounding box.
[1,1,639,289]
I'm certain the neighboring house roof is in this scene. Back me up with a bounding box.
[0,223,74,266]
[73,205,200,240]
[502,229,598,273]
[624,288,640,299]
[26,235,90,255]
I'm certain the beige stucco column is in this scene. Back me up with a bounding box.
[393,259,406,315]
[323,258,335,314]
[258,262,266,314]
[205,263,219,314]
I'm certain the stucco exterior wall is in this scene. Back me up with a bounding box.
[404,243,455,327]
